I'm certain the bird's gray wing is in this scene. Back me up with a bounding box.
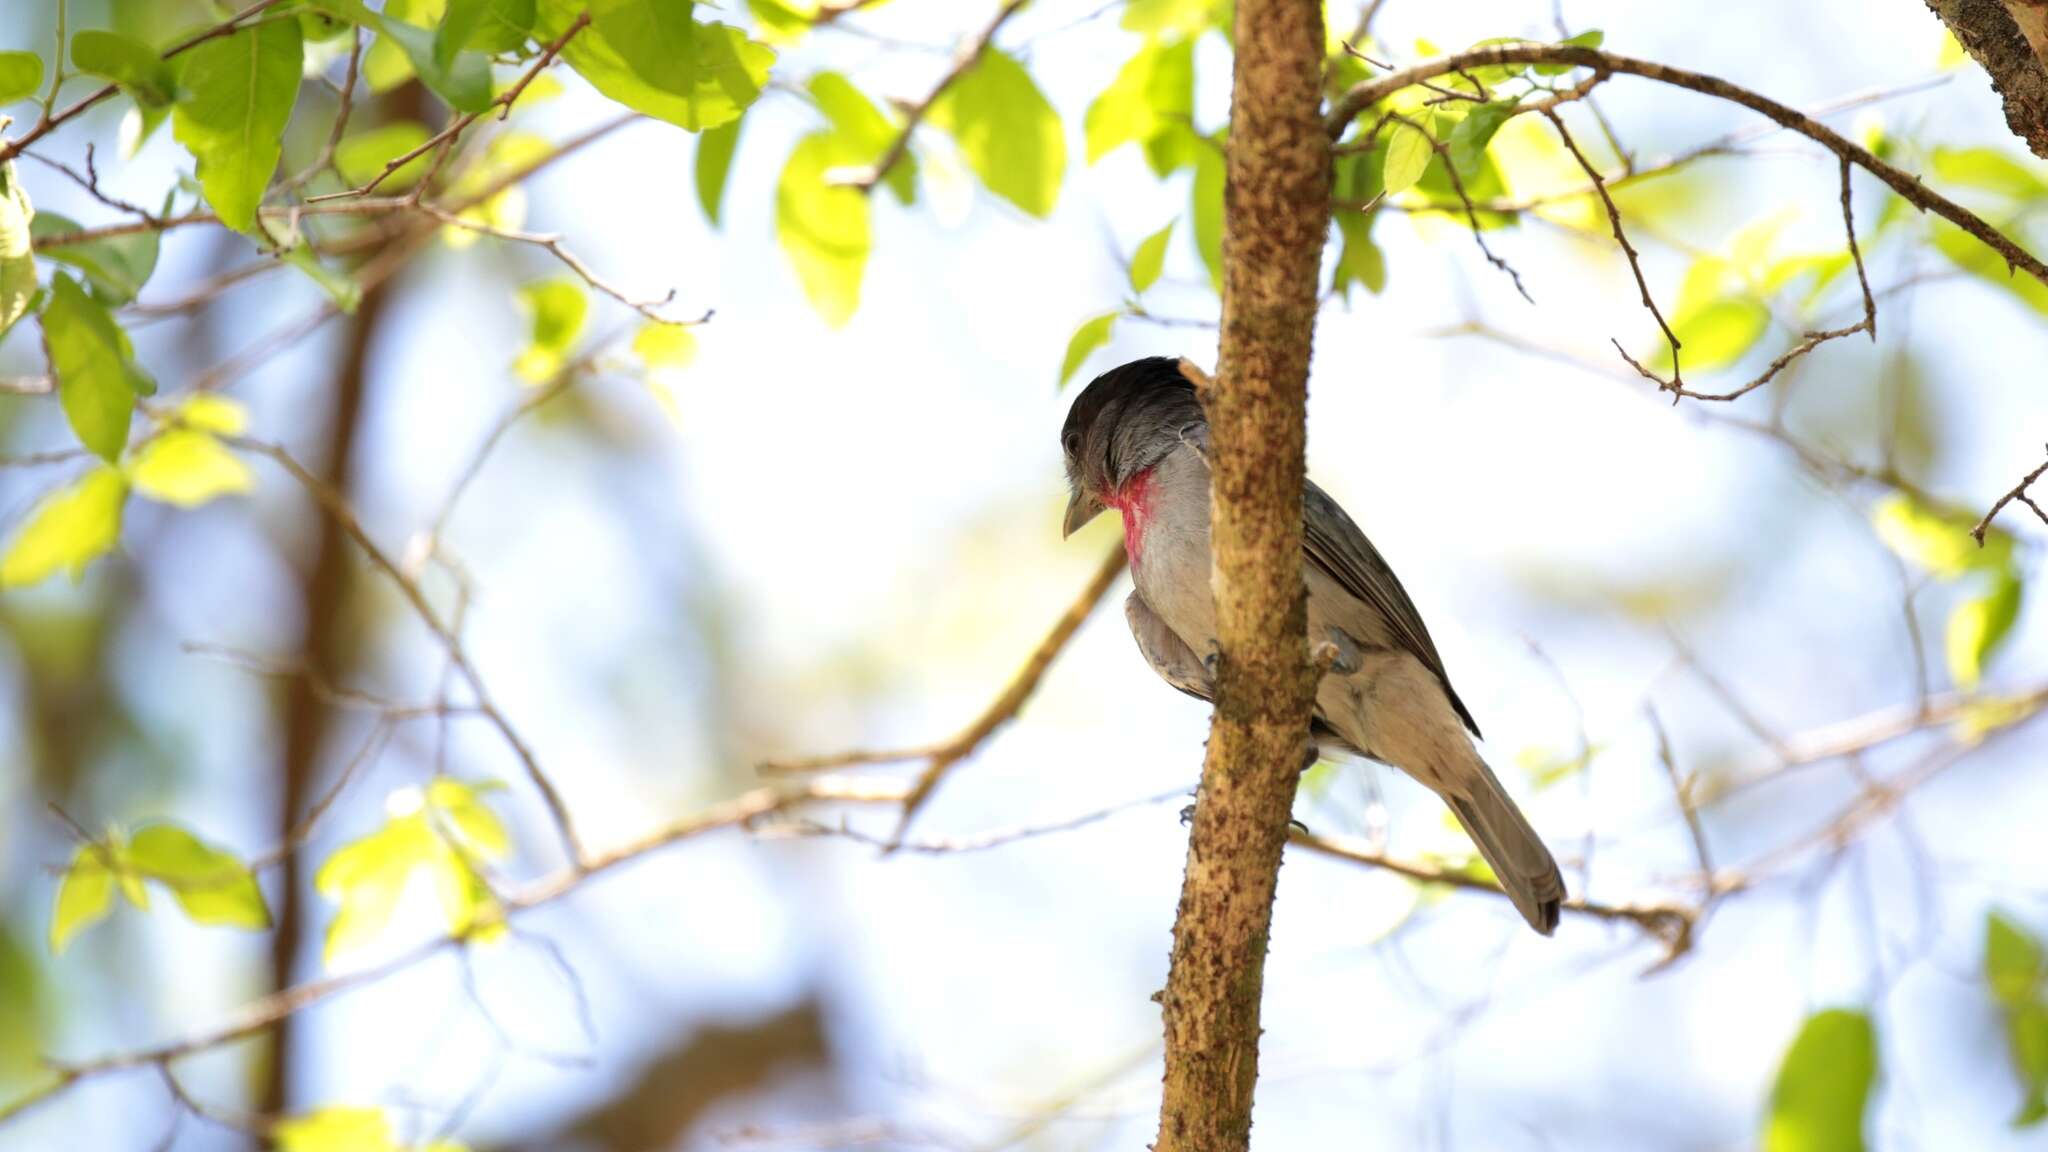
[1301,479,1481,737]
[1125,591,1214,702]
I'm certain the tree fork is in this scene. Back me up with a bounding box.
[1152,0,1331,1148]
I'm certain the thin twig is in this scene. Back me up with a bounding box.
[1973,446,2048,542]
[839,0,1029,193]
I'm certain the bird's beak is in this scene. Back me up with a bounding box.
[1062,490,1106,539]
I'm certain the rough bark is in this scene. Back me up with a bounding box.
[1927,0,2048,157]
[1152,0,1331,1148]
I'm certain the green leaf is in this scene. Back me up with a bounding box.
[334,122,434,191]
[1872,494,2005,579]
[0,161,34,337]
[274,1106,397,1152]
[2011,1002,2048,1128]
[1657,296,1769,375]
[280,245,364,313]
[314,0,493,113]
[1930,147,2048,203]
[129,428,254,508]
[1533,29,1603,76]
[1060,312,1117,387]
[171,18,302,233]
[127,825,270,929]
[1382,120,1433,196]
[1948,569,2022,689]
[49,843,117,955]
[633,321,697,369]
[1989,910,2046,1009]
[1129,221,1173,294]
[32,210,161,307]
[438,0,535,64]
[540,0,774,133]
[1085,38,1196,176]
[315,783,510,961]
[1332,209,1386,299]
[1932,220,2048,316]
[1122,0,1216,36]
[930,49,1065,218]
[70,30,176,106]
[0,52,43,105]
[1191,141,1223,291]
[809,72,914,203]
[776,131,870,326]
[42,275,148,461]
[694,118,742,226]
[0,466,126,588]
[1764,1008,1878,1152]
[1448,101,1514,176]
[513,278,588,382]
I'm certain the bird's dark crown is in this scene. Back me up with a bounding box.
[1060,356,1203,491]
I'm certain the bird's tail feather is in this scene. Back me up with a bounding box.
[1445,755,1566,936]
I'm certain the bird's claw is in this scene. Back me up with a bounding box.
[1315,627,1362,676]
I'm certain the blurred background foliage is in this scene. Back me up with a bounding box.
[0,0,2044,1149]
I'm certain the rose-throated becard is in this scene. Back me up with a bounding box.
[1061,356,1565,935]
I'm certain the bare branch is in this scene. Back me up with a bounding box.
[1972,445,2048,541]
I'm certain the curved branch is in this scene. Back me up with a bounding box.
[1328,43,2048,287]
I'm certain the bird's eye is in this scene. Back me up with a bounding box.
[1062,430,1081,457]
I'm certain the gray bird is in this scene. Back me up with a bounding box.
[1061,356,1565,935]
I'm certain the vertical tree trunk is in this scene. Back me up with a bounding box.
[258,271,395,1118]
[1153,1,1331,1149]
[1925,0,2048,156]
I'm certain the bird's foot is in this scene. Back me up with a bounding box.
[1314,627,1362,676]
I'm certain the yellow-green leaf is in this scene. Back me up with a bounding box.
[274,1106,397,1152]
[1084,38,1196,176]
[170,19,302,233]
[695,118,742,226]
[633,322,697,369]
[49,844,116,954]
[1060,312,1117,387]
[1989,910,2046,1009]
[539,0,772,133]
[930,49,1065,219]
[315,810,439,962]
[0,52,43,105]
[1,466,126,588]
[127,824,270,929]
[1932,220,2048,316]
[42,275,148,461]
[809,72,915,204]
[1332,208,1386,299]
[129,429,253,508]
[315,782,511,962]
[32,209,162,307]
[1930,146,2048,203]
[776,132,870,326]
[70,30,176,106]
[1947,570,2022,690]
[1871,494,2002,579]
[334,122,434,191]
[175,394,248,436]
[1382,120,1433,196]
[0,160,33,337]
[1764,1008,1877,1152]
[1129,221,1173,294]
[1122,0,1216,36]
[1659,296,1769,375]
[426,778,511,861]
[1191,142,1223,291]
[513,278,588,383]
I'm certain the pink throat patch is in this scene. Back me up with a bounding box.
[1106,466,1157,563]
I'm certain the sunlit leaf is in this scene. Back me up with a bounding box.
[334,122,434,191]
[70,30,176,106]
[0,161,33,337]
[129,429,253,508]
[49,843,116,955]
[1871,494,2004,580]
[31,210,161,307]
[1382,119,1433,196]
[1060,312,1117,387]
[439,0,535,63]
[1930,147,2048,203]
[539,0,773,133]
[634,322,698,370]
[1123,0,1217,36]
[0,52,43,105]
[1662,296,1769,374]
[1331,209,1386,299]
[314,0,492,113]
[1129,221,1173,294]
[1515,744,1601,791]
[1085,38,1196,176]
[426,778,511,861]
[513,278,588,383]
[1448,101,1514,176]
[695,118,742,226]
[127,824,269,929]
[1986,912,2048,1127]
[931,49,1065,219]
[280,246,364,313]
[177,394,249,436]
[1947,570,2022,690]
[41,275,149,460]
[1532,28,1602,76]
[809,72,914,204]
[315,782,511,962]
[0,467,126,588]
[1931,220,2048,316]
[171,18,301,233]
[776,131,869,326]
[1764,1008,1877,1152]
[274,1106,397,1152]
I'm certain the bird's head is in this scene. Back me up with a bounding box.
[1060,356,1205,538]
